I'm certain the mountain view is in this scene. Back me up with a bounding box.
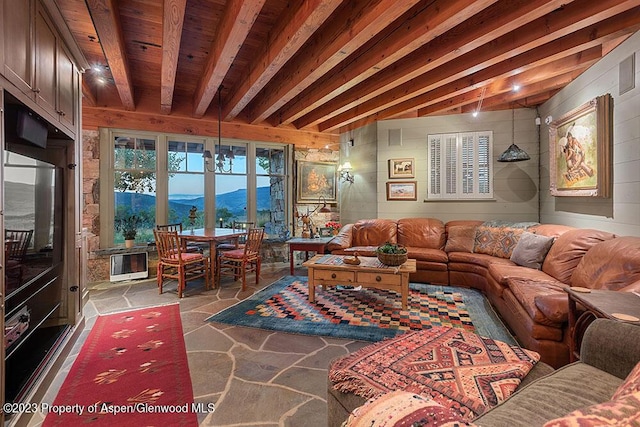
[115,186,272,220]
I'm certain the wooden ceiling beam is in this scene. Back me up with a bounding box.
[82,106,338,148]
[160,0,187,114]
[431,61,594,117]
[193,0,267,118]
[85,0,135,110]
[320,6,640,131]
[456,69,587,114]
[292,0,566,129]
[81,78,97,107]
[244,0,423,125]
[222,0,341,121]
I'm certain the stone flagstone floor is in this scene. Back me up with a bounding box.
[27,262,370,427]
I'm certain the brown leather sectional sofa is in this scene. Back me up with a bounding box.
[326,218,640,368]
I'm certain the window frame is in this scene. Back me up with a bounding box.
[427,131,493,200]
[99,128,293,248]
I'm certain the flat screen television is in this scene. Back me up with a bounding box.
[110,252,149,282]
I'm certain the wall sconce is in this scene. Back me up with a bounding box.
[338,161,354,183]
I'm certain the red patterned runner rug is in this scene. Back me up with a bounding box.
[330,326,540,421]
[44,304,198,426]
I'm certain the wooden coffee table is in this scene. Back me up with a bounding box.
[302,254,417,310]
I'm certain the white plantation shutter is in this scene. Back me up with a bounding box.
[427,131,493,199]
[428,134,441,196]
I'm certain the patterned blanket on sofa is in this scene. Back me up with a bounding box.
[329,326,540,420]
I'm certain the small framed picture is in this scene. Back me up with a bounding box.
[386,181,417,201]
[319,227,333,237]
[388,158,415,179]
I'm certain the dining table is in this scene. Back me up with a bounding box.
[178,227,247,285]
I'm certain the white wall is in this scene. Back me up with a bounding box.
[374,109,539,223]
[339,123,378,224]
[538,31,640,236]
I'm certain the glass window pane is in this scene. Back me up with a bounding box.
[113,136,156,245]
[215,174,247,226]
[168,174,204,227]
[215,144,247,174]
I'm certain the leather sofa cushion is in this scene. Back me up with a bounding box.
[528,223,575,238]
[542,229,616,283]
[571,236,640,290]
[488,263,560,288]
[535,293,571,324]
[352,219,397,246]
[444,225,476,253]
[448,251,515,268]
[507,278,567,326]
[397,218,445,249]
[405,247,448,263]
[474,226,524,258]
[327,223,353,252]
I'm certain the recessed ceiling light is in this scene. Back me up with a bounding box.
[513,84,520,91]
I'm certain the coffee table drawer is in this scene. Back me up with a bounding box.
[357,272,401,286]
[315,270,355,283]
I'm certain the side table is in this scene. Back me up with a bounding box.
[286,237,334,275]
[567,287,640,362]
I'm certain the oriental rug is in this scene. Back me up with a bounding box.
[330,326,540,421]
[207,276,515,344]
[44,304,199,427]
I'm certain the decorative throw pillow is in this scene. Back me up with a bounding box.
[474,226,524,259]
[445,226,476,253]
[612,361,640,400]
[344,390,476,427]
[510,232,555,270]
[542,391,640,427]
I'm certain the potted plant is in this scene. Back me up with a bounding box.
[376,242,408,266]
[115,213,142,248]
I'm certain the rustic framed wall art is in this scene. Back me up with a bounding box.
[296,160,337,203]
[388,158,415,178]
[386,181,417,201]
[549,94,612,197]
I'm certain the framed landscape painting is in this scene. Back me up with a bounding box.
[389,158,415,178]
[386,181,417,201]
[296,160,337,203]
[549,94,612,197]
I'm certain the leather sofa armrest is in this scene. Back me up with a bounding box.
[581,318,640,380]
[620,280,640,293]
[327,224,353,252]
[534,293,569,324]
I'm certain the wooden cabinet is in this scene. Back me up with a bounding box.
[1,0,78,136]
[1,0,34,96]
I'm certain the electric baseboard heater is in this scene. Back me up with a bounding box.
[110,252,149,282]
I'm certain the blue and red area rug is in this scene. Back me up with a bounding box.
[207,276,515,343]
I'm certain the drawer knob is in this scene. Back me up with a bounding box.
[331,273,337,279]
[375,275,382,282]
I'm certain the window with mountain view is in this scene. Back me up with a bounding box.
[103,130,291,247]
[113,136,157,244]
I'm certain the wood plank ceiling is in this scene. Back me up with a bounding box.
[56,0,640,147]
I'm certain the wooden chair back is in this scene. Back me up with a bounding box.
[243,227,264,258]
[153,229,182,260]
[5,229,33,262]
[156,223,183,232]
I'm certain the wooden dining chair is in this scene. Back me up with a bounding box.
[156,223,202,253]
[5,229,33,285]
[216,227,264,291]
[153,229,209,298]
[216,221,255,252]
